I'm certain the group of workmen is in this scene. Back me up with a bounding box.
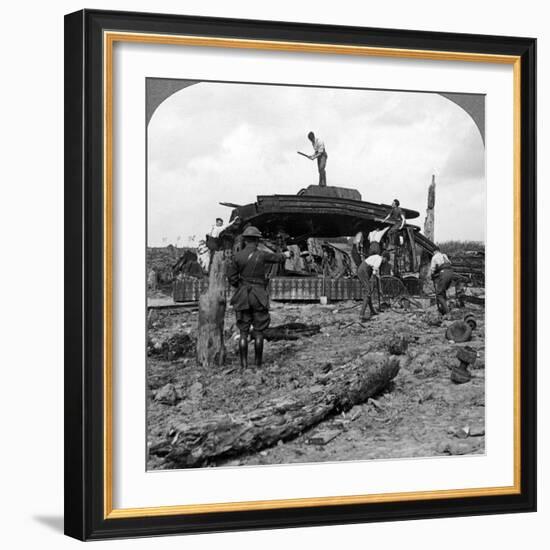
[223,223,458,370]
[218,131,459,368]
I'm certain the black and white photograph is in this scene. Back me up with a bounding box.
[145,78,486,470]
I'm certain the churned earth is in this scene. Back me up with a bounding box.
[146,296,485,470]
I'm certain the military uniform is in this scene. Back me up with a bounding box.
[227,245,285,332]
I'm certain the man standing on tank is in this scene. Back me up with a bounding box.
[227,226,291,369]
[306,131,328,187]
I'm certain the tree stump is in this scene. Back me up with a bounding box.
[196,251,228,367]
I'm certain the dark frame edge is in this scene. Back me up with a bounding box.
[64,9,87,541]
[519,38,537,513]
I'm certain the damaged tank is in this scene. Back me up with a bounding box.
[174,184,439,302]
[226,185,420,239]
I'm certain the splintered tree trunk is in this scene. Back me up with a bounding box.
[420,175,436,293]
[150,352,400,468]
[424,174,436,242]
[196,251,227,367]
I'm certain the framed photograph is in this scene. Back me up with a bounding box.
[64,9,536,540]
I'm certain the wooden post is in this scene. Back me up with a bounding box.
[196,250,227,367]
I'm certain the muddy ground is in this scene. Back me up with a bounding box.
[146,294,485,470]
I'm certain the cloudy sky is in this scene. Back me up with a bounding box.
[147,81,485,246]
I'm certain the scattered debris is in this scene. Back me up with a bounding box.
[148,333,195,360]
[437,440,479,455]
[463,313,477,331]
[187,382,204,400]
[155,383,179,405]
[368,397,384,410]
[456,346,477,367]
[147,297,485,468]
[453,426,470,439]
[308,430,341,445]
[423,310,443,327]
[386,334,409,355]
[450,345,477,384]
[469,424,485,437]
[445,321,472,343]
[263,322,321,341]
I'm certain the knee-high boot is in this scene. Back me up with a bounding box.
[254,333,264,367]
[239,332,249,369]
[369,297,377,315]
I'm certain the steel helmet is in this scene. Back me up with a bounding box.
[242,226,263,238]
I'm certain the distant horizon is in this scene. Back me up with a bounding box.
[147,81,486,247]
[146,236,487,249]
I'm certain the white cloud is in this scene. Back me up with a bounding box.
[148,82,485,245]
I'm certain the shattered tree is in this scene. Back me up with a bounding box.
[419,175,436,292]
[424,174,436,242]
[150,352,400,468]
[196,251,227,367]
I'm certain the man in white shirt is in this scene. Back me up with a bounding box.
[430,246,454,314]
[307,131,328,187]
[367,227,390,256]
[209,217,238,239]
[357,252,389,321]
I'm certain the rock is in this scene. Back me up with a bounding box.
[437,440,476,455]
[423,310,442,327]
[369,397,383,410]
[451,364,472,384]
[447,441,476,455]
[470,425,485,437]
[454,426,470,439]
[456,346,477,365]
[445,321,472,343]
[155,383,179,405]
[386,334,409,355]
[177,401,195,415]
[148,332,195,360]
[188,381,204,400]
[321,362,333,373]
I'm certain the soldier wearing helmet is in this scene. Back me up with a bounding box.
[227,226,291,368]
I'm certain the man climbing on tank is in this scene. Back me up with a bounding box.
[227,226,291,369]
[382,199,406,247]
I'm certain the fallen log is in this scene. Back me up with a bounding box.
[263,322,321,341]
[150,352,400,468]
